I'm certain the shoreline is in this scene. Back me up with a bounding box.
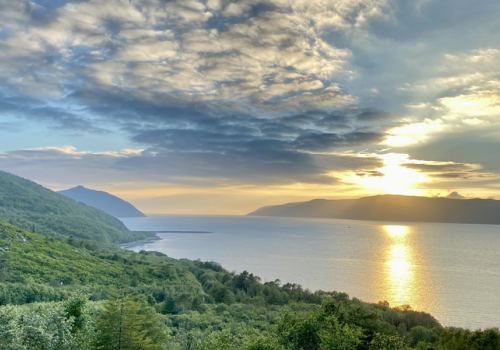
[119,234,161,249]
[118,230,214,250]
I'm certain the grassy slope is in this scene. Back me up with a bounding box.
[0,170,154,243]
[0,220,201,299]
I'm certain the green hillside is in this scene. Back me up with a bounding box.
[0,170,154,243]
[0,219,201,305]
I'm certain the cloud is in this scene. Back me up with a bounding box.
[1,0,500,209]
[445,191,466,199]
[356,170,385,178]
[292,132,385,151]
[0,146,384,188]
[0,93,108,133]
[401,163,475,173]
[400,161,500,182]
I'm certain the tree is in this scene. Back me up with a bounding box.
[95,295,168,350]
[63,294,95,349]
[0,253,11,283]
[195,329,241,350]
[275,309,322,350]
[176,294,192,312]
[319,316,362,350]
[369,333,409,350]
[208,283,235,305]
[0,304,74,350]
[162,297,177,315]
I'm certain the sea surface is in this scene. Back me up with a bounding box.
[121,215,500,330]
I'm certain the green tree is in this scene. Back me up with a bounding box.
[63,294,95,349]
[176,293,192,312]
[0,253,11,283]
[195,329,241,350]
[275,309,322,350]
[95,295,168,350]
[0,304,74,350]
[369,333,409,350]
[162,297,177,315]
[319,316,362,350]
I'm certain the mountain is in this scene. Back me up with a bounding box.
[248,194,500,225]
[0,170,153,243]
[58,186,146,218]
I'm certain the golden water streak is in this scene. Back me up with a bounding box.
[383,225,416,307]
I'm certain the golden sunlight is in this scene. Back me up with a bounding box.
[384,225,409,237]
[386,244,414,303]
[383,225,416,306]
[357,153,428,195]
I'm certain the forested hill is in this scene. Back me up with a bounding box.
[0,219,202,303]
[0,170,153,243]
[58,185,146,218]
[248,194,500,225]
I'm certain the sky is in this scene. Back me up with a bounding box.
[0,0,499,214]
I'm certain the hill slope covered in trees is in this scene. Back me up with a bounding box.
[248,195,500,225]
[0,170,153,243]
[58,185,146,218]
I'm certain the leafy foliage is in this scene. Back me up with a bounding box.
[95,295,168,350]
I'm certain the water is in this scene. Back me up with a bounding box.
[121,215,500,330]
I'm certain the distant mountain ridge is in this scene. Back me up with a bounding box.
[248,195,500,225]
[0,170,153,243]
[58,186,146,218]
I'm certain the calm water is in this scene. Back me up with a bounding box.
[121,215,500,329]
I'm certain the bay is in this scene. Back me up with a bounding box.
[121,215,500,330]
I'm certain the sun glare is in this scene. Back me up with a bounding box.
[356,153,428,195]
[382,225,417,306]
[384,225,409,237]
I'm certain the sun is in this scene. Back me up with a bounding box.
[356,153,428,195]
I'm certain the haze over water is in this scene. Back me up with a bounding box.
[122,216,500,330]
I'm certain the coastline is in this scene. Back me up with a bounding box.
[119,233,161,249]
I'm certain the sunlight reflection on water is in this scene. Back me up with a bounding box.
[384,225,415,307]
